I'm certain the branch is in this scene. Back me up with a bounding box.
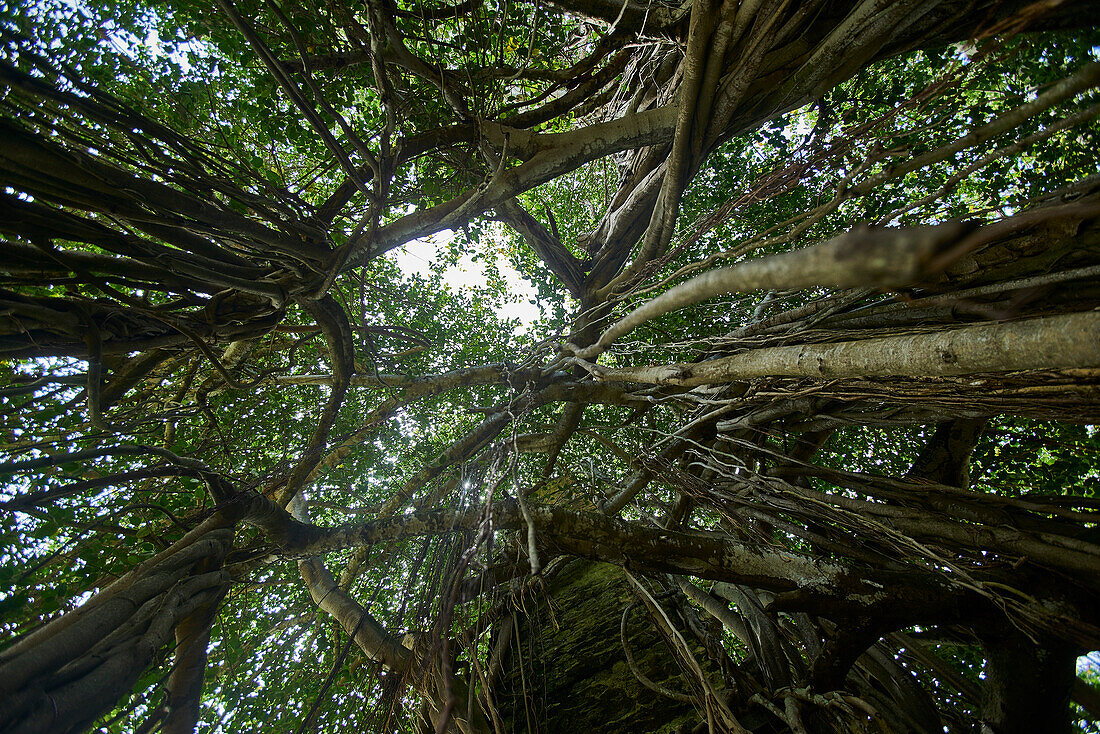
[297,556,412,672]
[574,220,971,359]
[495,199,585,297]
[542,0,686,34]
[906,418,987,488]
[274,364,543,389]
[276,295,355,506]
[215,0,374,200]
[576,311,1100,386]
[273,500,967,621]
[288,496,411,673]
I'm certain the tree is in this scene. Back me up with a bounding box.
[1,0,1099,731]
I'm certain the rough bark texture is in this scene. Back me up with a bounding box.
[496,562,700,733]
[978,626,1080,734]
[907,418,987,488]
[588,311,1100,386]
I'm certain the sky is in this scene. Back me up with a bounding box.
[390,231,544,329]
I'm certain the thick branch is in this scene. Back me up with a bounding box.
[574,220,970,359]
[584,311,1100,386]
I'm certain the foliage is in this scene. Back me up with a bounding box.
[1,0,1100,733]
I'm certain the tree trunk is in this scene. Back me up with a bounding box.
[495,561,704,734]
[0,523,232,734]
[978,625,1080,733]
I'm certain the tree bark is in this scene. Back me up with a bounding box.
[495,561,701,733]
[978,625,1080,733]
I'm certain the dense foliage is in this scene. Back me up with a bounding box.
[2,0,1099,732]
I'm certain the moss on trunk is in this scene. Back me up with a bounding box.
[495,561,702,733]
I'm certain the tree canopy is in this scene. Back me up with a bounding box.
[2,0,1100,732]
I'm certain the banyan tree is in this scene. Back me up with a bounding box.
[2,0,1100,731]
